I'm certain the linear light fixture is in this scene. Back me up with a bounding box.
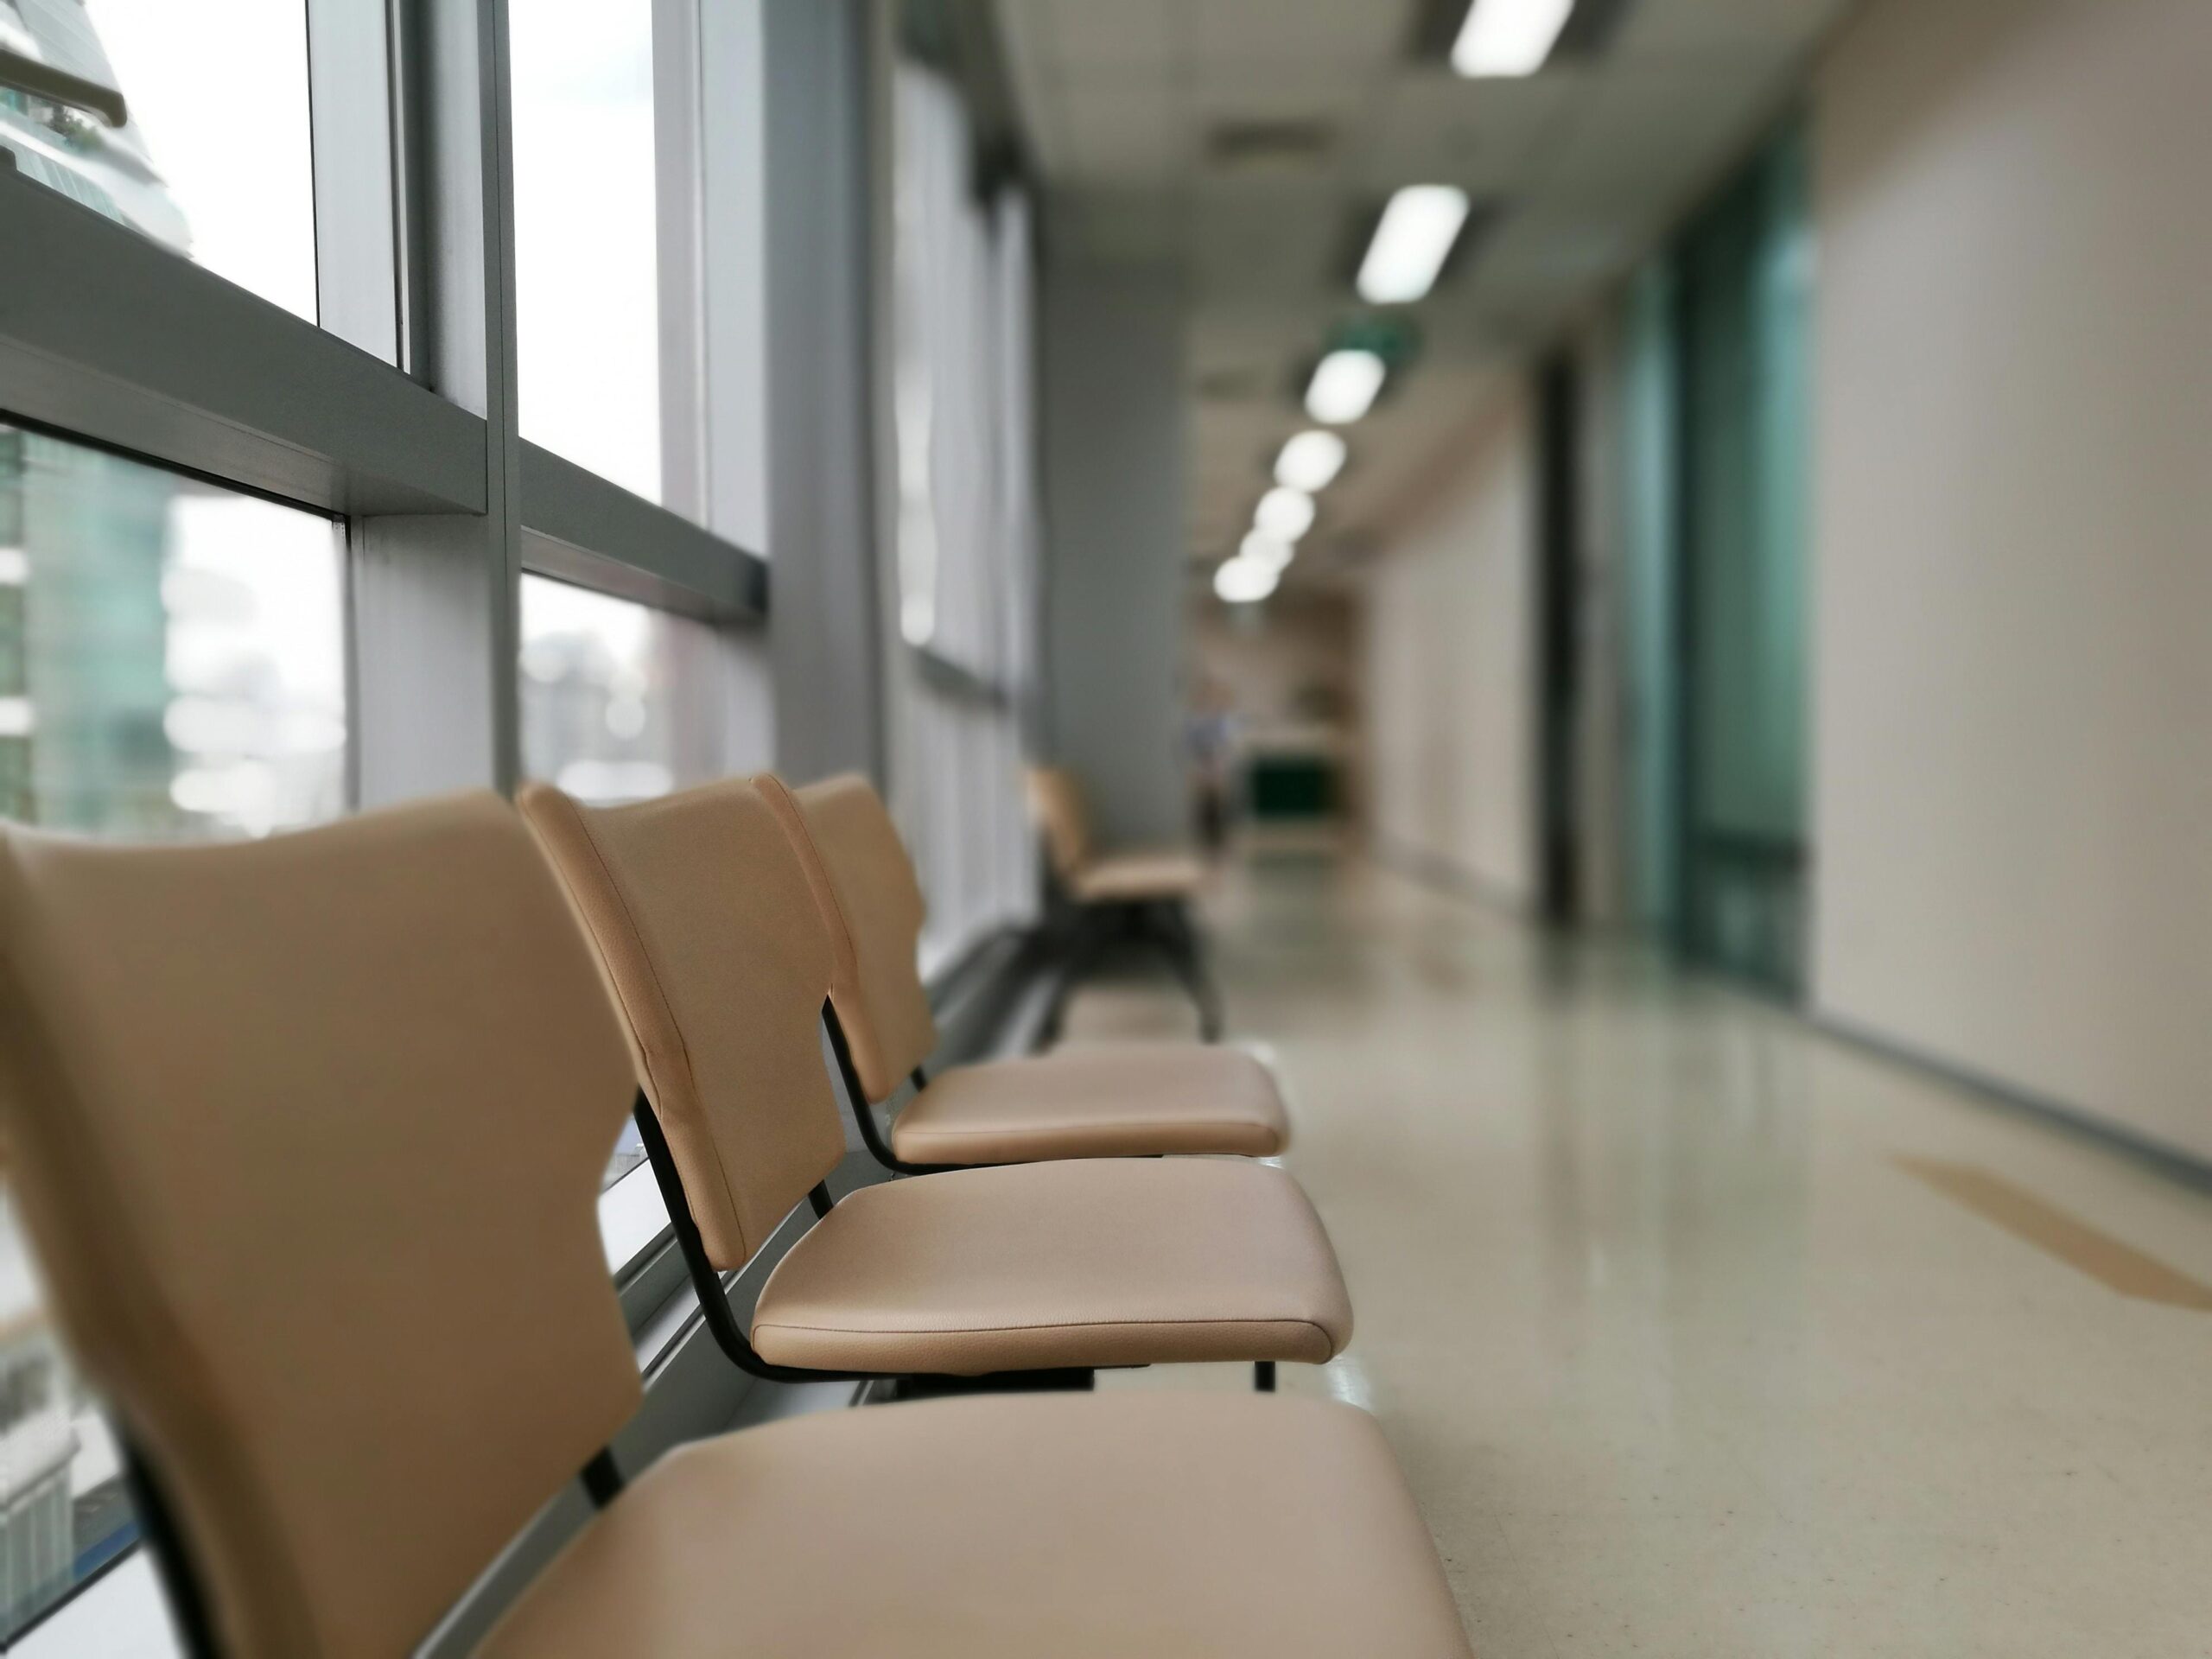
[1241,531,1295,573]
[1255,486,1316,542]
[1214,555,1279,605]
[1275,429,1346,493]
[1452,0,1574,78]
[1306,349,1386,425]
[1357,185,1471,304]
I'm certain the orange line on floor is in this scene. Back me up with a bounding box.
[1892,1156,2212,1310]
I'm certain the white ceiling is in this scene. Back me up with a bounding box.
[994,0,1856,581]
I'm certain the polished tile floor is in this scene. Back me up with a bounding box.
[1069,854,2212,1658]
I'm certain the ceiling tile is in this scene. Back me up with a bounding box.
[1190,0,1419,71]
[1048,0,1181,69]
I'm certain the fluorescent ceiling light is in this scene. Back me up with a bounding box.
[1214,556,1280,605]
[1241,531,1295,573]
[1255,486,1316,542]
[1452,0,1574,78]
[1275,429,1346,493]
[1306,349,1386,425]
[1357,185,1471,304]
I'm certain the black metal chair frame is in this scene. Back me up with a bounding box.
[1038,893,1224,1044]
[121,1054,1279,1659]
[814,1004,1274,1396]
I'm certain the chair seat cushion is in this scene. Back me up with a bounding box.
[891,1043,1289,1164]
[477,1393,1472,1659]
[750,1158,1351,1375]
[1072,848,1206,903]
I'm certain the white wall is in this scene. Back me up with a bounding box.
[1810,0,2212,1159]
[1363,395,1536,905]
[1040,261,1188,846]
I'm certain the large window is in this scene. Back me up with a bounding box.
[0,3,1031,1649]
[2,0,318,321]
[0,423,346,1643]
[520,575,733,808]
[511,0,663,500]
[0,425,344,838]
[883,66,1040,967]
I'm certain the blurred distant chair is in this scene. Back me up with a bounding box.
[1026,766,1224,1041]
[775,772,1287,1172]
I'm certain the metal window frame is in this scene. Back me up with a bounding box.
[2,3,908,1649]
[1,0,772,805]
[0,0,780,1450]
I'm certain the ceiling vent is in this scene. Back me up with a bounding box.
[1205,120,1335,176]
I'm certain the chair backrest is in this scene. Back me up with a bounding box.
[0,795,643,1658]
[1026,766,1092,881]
[764,772,938,1106]
[518,779,845,1271]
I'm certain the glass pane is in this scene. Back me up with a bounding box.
[0,420,346,1643]
[0,0,318,322]
[511,0,663,500]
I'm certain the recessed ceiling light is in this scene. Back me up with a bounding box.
[1275,429,1347,493]
[1241,531,1295,573]
[1255,486,1316,541]
[1214,556,1280,605]
[1452,0,1574,78]
[1306,349,1386,425]
[1357,185,1471,304]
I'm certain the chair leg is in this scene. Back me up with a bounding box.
[1255,1361,1275,1393]
[1040,911,1110,1046]
[893,1369,1097,1401]
[1149,901,1224,1042]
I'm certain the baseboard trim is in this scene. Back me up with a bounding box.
[1808,1010,2212,1200]
[1370,840,2212,1201]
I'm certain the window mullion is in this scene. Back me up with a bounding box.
[350,0,524,807]
[306,0,404,365]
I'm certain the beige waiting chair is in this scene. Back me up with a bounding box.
[1027,765,1224,1039]
[518,776,1346,1390]
[0,794,1471,1657]
[777,771,1286,1171]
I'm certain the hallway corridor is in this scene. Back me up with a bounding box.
[1073,856,2212,1657]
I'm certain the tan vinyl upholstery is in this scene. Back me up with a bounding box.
[1026,765,1092,883]
[892,1041,1288,1164]
[751,1157,1349,1374]
[773,771,1277,1161]
[525,772,1350,1376]
[1071,848,1207,903]
[518,779,848,1269]
[0,797,643,1659]
[765,772,938,1103]
[1028,765,1206,904]
[478,1392,1473,1657]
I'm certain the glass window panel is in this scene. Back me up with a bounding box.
[0,420,346,1643]
[519,575,732,810]
[510,0,663,500]
[0,0,318,322]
